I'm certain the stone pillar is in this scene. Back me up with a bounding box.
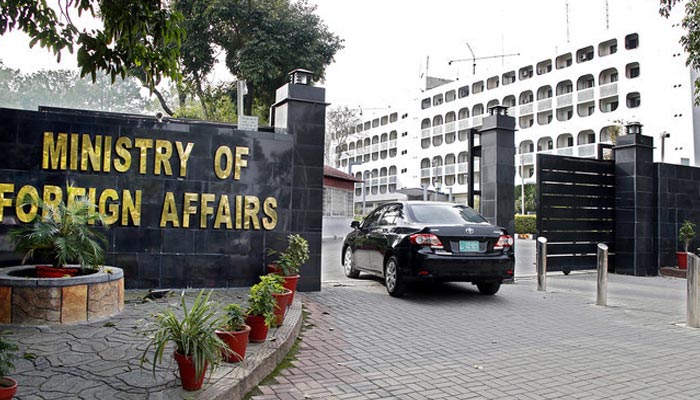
[272,70,328,291]
[614,126,656,276]
[478,106,516,234]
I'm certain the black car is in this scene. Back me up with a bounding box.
[341,201,514,297]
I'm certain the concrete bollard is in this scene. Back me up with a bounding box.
[687,253,700,328]
[596,243,608,306]
[536,236,547,292]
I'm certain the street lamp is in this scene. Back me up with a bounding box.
[289,68,313,85]
[625,121,643,135]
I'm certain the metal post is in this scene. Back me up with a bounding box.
[361,180,366,215]
[596,243,608,306]
[687,253,699,328]
[536,236,547,291]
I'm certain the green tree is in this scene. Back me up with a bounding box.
[0,62,148,113]
[174,0,343,118]
[325,106,360,165]
[660,0,700,104]
[0,0,184,91]
[514,184,536,214]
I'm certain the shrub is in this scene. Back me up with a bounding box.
[515,214,537,234]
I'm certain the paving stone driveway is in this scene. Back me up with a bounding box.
[252,275,700,399]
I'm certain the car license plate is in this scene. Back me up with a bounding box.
[459,240,479,252]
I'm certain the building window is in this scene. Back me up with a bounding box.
[626,92,641,108]
[458,85,469,98]
[421,98,431,109]
[576,46,594,63]
[323,187,354,217]
[445,90,456,102]
[536,59,552,75]
[556,53,573,69]
[472,81,484,94]
[519,65,533,80]
[599,39,617,56]
[487,76,499,89]
[626,62,640,78]
[433,94,444,106]
[625,33,639,50]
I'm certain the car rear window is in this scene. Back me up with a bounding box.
[408,204,488,224]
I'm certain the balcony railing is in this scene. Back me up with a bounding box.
[506,106,517,116]
[389,139,398,148]
[556,93,573,107]
[537,98,553,111]
[388,176,397,184]
[519,103,534,115]
[444,164,456,175]
[421,128,431,138]
[515,152,535,166]
[379,177,387,185]
[599,82,617,98]
[458,119,470,130]
[433,125,444,136]
[380,142,388,151]
[577,88,594,102]
[371,144,379,153]
[472,115,483,127]
[421,168,431,178]
[444,122,456,133]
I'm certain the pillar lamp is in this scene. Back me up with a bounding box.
[625,121,643,135]
[289,68,314,85]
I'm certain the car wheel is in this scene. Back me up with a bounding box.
[384,256,407,297]
[563,269,571,276]
[476,282,501,295]
[343,247,360,278]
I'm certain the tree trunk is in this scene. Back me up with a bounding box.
[153,88,174,116]
[244,84,254,116]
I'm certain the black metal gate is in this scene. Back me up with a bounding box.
[536,154,615,272]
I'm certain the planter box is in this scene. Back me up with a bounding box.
[0,266,124,325]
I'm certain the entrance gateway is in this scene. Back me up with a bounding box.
[0,76,327,291]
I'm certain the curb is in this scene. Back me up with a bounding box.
[196,296,304,400]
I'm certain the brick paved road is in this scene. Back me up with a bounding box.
[252,272,700,399]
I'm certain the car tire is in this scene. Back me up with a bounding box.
[343,247,360,278]
[384,256,407,297]
[476,282,501,295]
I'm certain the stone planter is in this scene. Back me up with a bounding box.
[0,266,124,325]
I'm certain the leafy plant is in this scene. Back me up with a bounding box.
[247,275,285,327]
[680,220,697,252]
[12,184,108,272]
[515,215,537,234]
[0,332,17,378]
[271,234,310,276]
[221,303,247,332]
[140,290,227,380]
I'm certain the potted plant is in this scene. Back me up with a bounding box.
[267,274,293,327]
[678,220,697,269]
[0,332,17,400]
[245,275,282,343]
[268,234,309,304]
[215,303,251,363]
[141,290,227,391]
[12,184,108,278]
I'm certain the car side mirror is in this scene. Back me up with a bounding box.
[350,221,360,229]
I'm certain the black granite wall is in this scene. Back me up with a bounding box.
[0,83,325,290]
[655,163,700,268]
[478,110,516,235]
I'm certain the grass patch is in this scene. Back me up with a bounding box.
[243,307,311,399]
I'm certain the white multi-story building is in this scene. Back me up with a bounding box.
[333,16,698,211]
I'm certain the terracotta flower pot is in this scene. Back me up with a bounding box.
[267,263,281,274]
[0,377,17,400]
[246,314,269,343]
[36,265,80,278]
[282,274,300,305]
[216,325,251,363]
[173,351,207,391]
[677,251,689,270]
[272,289,293,327]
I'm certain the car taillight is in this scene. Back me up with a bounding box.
[494,235,514,250]
[409,233,444,249]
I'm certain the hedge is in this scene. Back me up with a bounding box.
[515,214,536,234]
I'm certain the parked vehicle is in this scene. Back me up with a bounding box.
[342,201,514,297]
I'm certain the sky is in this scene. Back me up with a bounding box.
[0,0,676,112]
